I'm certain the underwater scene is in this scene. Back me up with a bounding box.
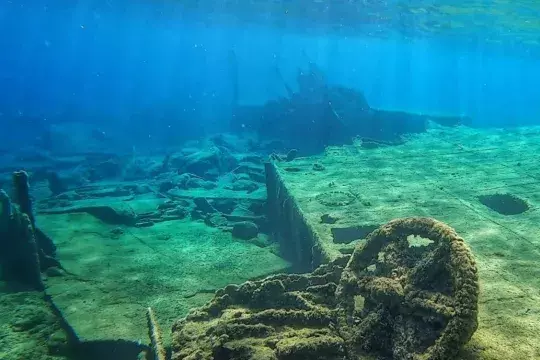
[1,0,540,359]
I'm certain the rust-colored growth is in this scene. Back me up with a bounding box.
[337,217,479,360]
[146,307,167,360]
[171,217,479,360]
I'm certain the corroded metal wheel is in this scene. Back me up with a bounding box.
[336,217,479,360]
[171,217,479,360]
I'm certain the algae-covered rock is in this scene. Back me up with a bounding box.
[225,179,259,193]
[0,290,71,360]
[171,146,238,178]
[232,221,259,240]
[89,158,122,181]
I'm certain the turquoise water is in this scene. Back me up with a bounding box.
[1,0,539,140]
[1,1,540,359]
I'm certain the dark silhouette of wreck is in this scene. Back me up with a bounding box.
[230,52,471,154]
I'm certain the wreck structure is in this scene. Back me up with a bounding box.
[230,54,470,154]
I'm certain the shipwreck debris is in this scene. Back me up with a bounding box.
[0,171,63,290]
[146,307,167,360]
[231,59,470,154]
[170,217,479,360]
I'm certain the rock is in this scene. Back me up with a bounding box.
[109,227,124,239]
[124,157,161,180]
[170,146,237,177]
[321,213,339,224]
[193,197,217,214]
[89,159,122,181]
[190,209,204,220]
[232,221,259,240]
[46,329,70,355]
[234,173,251,182]
[158,180,175,193]
[208,133,246,152]
[226,179,259,193]
[211,199,237,214]
[235,164,266,183]
[186,177,217,189]
[313,163,325,171]
[230,204,255,218]
[207,133,258,153]
[47,172,67,195]
[205,214,229,228]
[203,168,220,181]
[175,173,191,188]
[133,184,152,195]
[240,155,263,164]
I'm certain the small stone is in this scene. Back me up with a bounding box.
[232,221,259,240]
[47,329,70,355]
[321,214,339,224]
[110,227,124,239]
[313,163,325,171]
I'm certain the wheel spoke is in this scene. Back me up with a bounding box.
[333,218,478,360]
[404,290,456,319]
[408,244,449,287]
[357,276,404,307]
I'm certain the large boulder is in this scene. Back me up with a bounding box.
[170,146,238,178]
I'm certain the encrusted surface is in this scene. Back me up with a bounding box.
[271,125,540,359]
[337,217,478,360]
[171,218,479,360]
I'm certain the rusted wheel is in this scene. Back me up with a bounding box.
[336,217,479,360]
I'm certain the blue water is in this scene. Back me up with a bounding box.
[1,0,539,148]
[2,2,540,358]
